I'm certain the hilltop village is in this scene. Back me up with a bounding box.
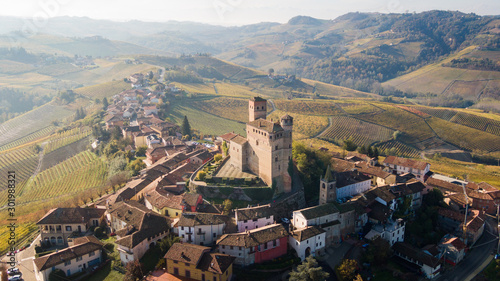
[9,73,500,281]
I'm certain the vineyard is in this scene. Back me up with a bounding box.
[273,100,342,116]
[0,103,73,147]
[74,80,130,99]
[0,223,38,256]
[0,146,39,191]
[375,140,421,158]
[268,110,328,140]
[44,127,92,153]
[319,116,394,147]
[416,106,500,137]
[337,101,381,115]
[13,151,107,205]
[356,104,435,143]
[191,97,249,123]
[427,118,500,153]
[214,82,257,98]
[0,126,55,152]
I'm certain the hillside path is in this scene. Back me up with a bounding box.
[313,116,332,138]
[267,99,276,115]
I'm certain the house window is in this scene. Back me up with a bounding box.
[264,243,268,250]
[89,251,95,257]
[202,274,206,281]
[213,277,217,281]
[222,245,225,249]
[174,268,179,275]
[275,157,278,162]
[64,261,71,266]
[76,256,82,261]
[273,240,277,247]
[230,246,233,250]
[181,226,184,230]
[239,247,242,250]
[275,145,278,150]
[213,233,216,238]
[65,226,72,232]
[174,260,178,264]
[185,263,190,267]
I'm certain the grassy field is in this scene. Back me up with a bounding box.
[74,80,130,99]
[191,97,249,123]
[273,100,342,116]
[169,101,246,136]
[268,110,329,140]
[0,103,73,147]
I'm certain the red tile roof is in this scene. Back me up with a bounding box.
[383,156,429,170]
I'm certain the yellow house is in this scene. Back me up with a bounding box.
[144,187,202,218]
[165,243,235,281]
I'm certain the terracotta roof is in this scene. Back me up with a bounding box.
[37,207,105,225]
[443,237,466,251]
[406,181,426,194]
[177,213,228,227]
[467,190,493,201]
[108,201,151,227]
[438,208,464,222]
[426,178,463,193]
[34,236,103,271]
[145,189,186,210]
[217,223,287,248]
[393,242,441,268]
[291,226,325,242]
[220,132,238,142]
[230,135,248,145]
[447,193,467,206]
[334,170,371,188]
[247,119,284,133]
[383,156,429,170]
[165,243,209,266]
[296,204,339,220]
[236,204,273,221]
[368,201,391,222]
[371,186,396,203]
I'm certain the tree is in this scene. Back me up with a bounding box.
[393,130,402,140]
[197,171,207,181]
[222,141,229,156]
[214,154,223,162]
[102,97,109,109]
[223,199,233,215]
[289,255,329,281]
[158,235,181,255]
[135,145,148,157]
[337,259,358,281]
[181,115,192,139]
[125,259,144,281]
[365,237,391,266]
[48,268,66,281]
[268,68,275,76]
[342,138,358,152]
[358,145,367,154]
[128,158,146,176]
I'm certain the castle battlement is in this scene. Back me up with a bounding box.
[227,97,293,193]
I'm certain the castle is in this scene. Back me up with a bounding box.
[228,97,293,193]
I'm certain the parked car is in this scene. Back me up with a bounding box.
[7,268,20,276]
[8,274,22,281]
[281,218,290,224]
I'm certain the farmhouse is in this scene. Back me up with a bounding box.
[33,235,103,281]
[37,207,105,247]
[382,156,430,182]
[165,243,235,281]
[177,212,229,246]
[235,204,274,232]
[217,224,288,266]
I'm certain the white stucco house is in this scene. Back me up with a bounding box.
[177,212,228,246]
[365,218,405,246]
[33,236,103,281]
[289,226,326,261]
[382,156,430,182]
[292,204,341,245]
[235,204,274,232]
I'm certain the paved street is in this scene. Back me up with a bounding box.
[438,216,498,281]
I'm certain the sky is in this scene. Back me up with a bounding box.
[2,0,500,26]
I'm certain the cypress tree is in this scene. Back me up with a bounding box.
[182,115,191,138]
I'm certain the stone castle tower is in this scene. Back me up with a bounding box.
[319,165,337,205]
[229,97,293,193]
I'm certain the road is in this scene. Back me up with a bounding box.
[437,216,498,281]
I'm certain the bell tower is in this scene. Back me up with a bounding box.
[319,165,337,205]
[249,97,267,122]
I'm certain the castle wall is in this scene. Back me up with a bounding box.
[229,142,247,171]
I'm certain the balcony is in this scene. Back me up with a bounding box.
[196,231,206,235]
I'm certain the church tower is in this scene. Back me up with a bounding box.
[319,165,337,205]
[248,97,267,122]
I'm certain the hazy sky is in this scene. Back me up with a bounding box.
[2,0,499,26]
